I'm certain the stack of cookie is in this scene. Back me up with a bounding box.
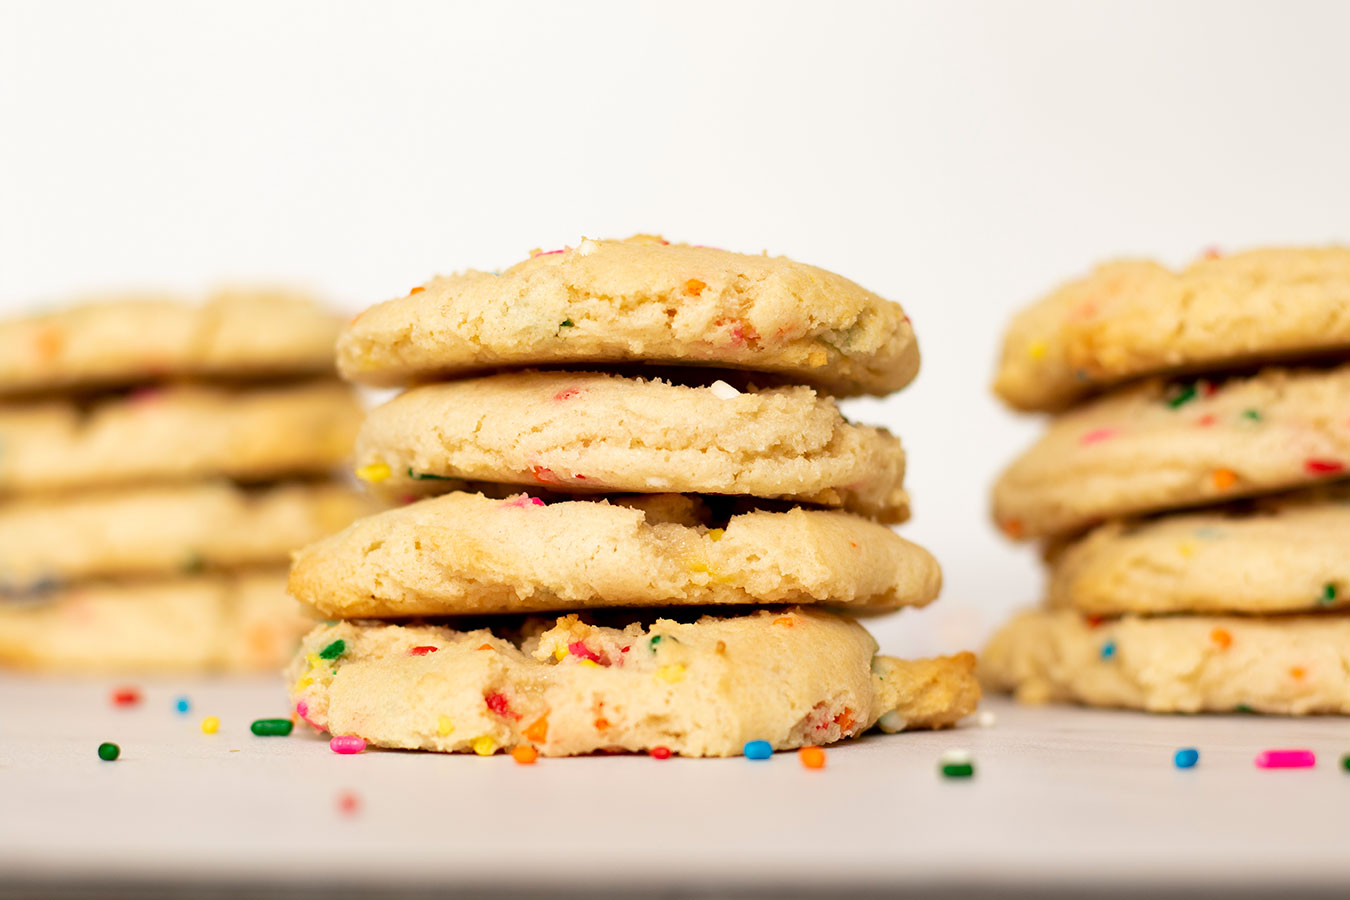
[0,290,369,672]
[983,247,1350,714]
[286,236,979,758]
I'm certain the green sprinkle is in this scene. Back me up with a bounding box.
[319,639,346,660]
[97,742,120,761]
[941,763,974,778]
[1342,753,1350,772]
[407,469,455,481]
[250,718,294,737]
[649,635,663,652]
[1236,703,1256,714]
[1321,583,1338,605]
[559,319,574,328]
[1242,409,1262,421]
[1165,382,1199,409]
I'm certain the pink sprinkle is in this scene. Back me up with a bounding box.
[499,495,545,509]
[1195,414,1216,427]
[569,641,602,663]
[552,388,580,402]
[295,700,321,730]
[128,387,163,406]
[1079,428,1118,446]
[1255,749,1316,769]
[330,735,366,755]
[531,248,566,257]
[1202,246,1222,259]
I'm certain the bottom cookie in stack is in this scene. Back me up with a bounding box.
[982,489,1350,714]
[290,608,978,758]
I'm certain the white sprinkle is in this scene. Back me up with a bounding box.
[977,710,997,728]
[940,748,972,766]
[877,710,909,733]
[646,477,670,488]
[708,380,740,400]
[577,238,599,257]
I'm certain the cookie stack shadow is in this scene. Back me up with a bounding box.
[982,247,1350,714]
[285,235,979,758]
[0,291,369,672]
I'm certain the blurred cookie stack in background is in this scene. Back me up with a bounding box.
[286,236,979,758]
[0,291,368,672]
[982,248,1350,714]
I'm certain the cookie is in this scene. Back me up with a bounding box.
[0,481,374,592]
[287,607,979,757]
[0,288,341,396]
[993,366,1350,539]
[1047,488,1350,616]
[289,490,939,618]
[354,371,908,521]
[981,608,1350,715]
[994,247,1350,411]
[337,236,918,397]
[0,380,362,497]
[0,571,312,673]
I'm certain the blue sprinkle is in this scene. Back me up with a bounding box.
[174,696,190,714]
[1174,747,1200,769]
[744,740,773,760]
[1099,640,1117,661]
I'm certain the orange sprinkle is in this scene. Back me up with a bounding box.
[409,286,425,294]
[476,643,493,651]
[1212,468,1238,490]
[34,328,63,361]
[1210,628,1232,649]
[511,745,539,765]
[799,746,826,769]
[773,616,795,627]
[684,278,707,296]
[1085,615,1105,629]
[523,715,548,743]
[833,708,855,732]
[594,717,610,731]
[1001,518,1025,540]
[1290,666,1306,680]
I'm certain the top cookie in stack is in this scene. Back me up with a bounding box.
[0,290,369,673]
[286,236,979,758]
[981,247,1350,714]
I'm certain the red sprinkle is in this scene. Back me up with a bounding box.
[408,645,439,656]
[337,791,360,815]
[485,691,519,719]
[551,388,580,402]
[569,641,602,663]
[1305,459,1345,475]
[650,746,672,759]
[531,465,560,484]
[112,687,141,707]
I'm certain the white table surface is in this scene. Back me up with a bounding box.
[2,674,1348,898]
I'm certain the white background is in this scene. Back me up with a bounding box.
[2,0,1347,657]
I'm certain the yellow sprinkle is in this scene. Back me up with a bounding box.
[355,462,391,483]
[471,736,496,756]
[807,348,828,367]
[687,560,712,575]
[706,528,724,542]
[577,659,600,668]
[295,675,313,689]
[305,652,321,668]
[553,646,568,661]
[1177,542,1194,558]
[437,715,454,736]
[655,664,686,684]
[1028,340,1048,361]
[200,715,220,735]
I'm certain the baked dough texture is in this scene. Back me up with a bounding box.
[0,571,311,673]
[0,289,341,396]
[288,607,979,757]
[354,371,908,520]
[981,608,1350,715]
[338,236,918,397]
[1047,487,1350,615]
[994,247,1350,411]
[993,365,1350,538]
[0,481,373,592]
[0,380,362,497]
[289,491,940,617]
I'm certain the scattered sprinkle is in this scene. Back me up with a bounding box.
[799,746,826,769]
[337,791,360,815]
[250,718,294,737]
[568,641,601,663]
[476,643,493,651]
[706,528,724,541]
[319,639,346,660]
[409,286,424,294]
[355,463,391,483]
[330,735,367,755]
[708,379,740,400]
[576,238,599,256]
[437,716,455,737]
[654,664,686,684]
[174,696,190,715]
[977,711,997,728]
[772,616,795,628]
[1210,628,1232,649]
[511,745,538,765]
[1027,340,1048,361]
[97,742,120,761]
[1166,382,1202,409]
[1211,468,1238,490]
[1321,584,1338,605]
[650,746,672,760]
[559,319,574,328]
[408,468,455,481]
[471,736,497,756]
[1099,640,1117,660]
[111,687,141,707]
[1174,748,1200,769]
[1079,428,1118,445]
[408,645,439,656]
[1305,459,1345,476]
[940,749,974,778]
[201,716,220,734]
[1255,749,1315,769]
[1290,666,1307,680]
[523,716,548,743]
[684,278,707,296]
[1195,413,1216,427]
[877,710,909,733]
[744,740,773,760]
[1342,754,1350,773]
[1000,518,1025,540]
[1242,409,1262,422]
[484,691,516,718]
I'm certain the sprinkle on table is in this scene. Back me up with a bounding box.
[174,696,190,714]
[1173,748,1200,769]
[1341,753,1350,772]
[111,687,141,707]
[650,746,672,760]
[330,735,366,755]
[201,715,220,734]
[799,746,826,769]
[744,740,773,760]
[511,745,539,765]
[337,791,360,815]
[250,718,294,737]
[1255,749,1315,769]
[97,742,120,761]
[940,749,974,778]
